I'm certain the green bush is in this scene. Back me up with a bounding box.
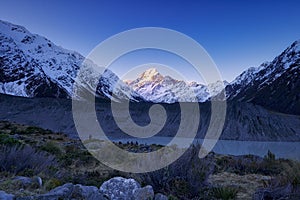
[280,160,300,187]
[134,145,215,199]
[40,142,62,156]
[216,152,285,176]
[264,150,276,162]
[168,194,179,200]
[44,178,62,191]
[18,126,53,135]
[0,145,57,175]
[211,186,238,200]
[0,134,21,145]
[169,178,190,197]
[62,170,107,188]
[59,144,94,166]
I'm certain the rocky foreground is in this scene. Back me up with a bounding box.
[0,121,300,199]
[0,172,279,200]
[0,176,167,200]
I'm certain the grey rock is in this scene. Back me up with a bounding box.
[17,183,105,200]
[44,183,74,198]
[253,184,293,200]
[33,177,43,187]
[0,191,14,200]
[154,193,168,200]
[13,176,42,188]
[100,177,141,200]
[13,176,33,186]
[133,185,154,200]
[72,184,105,200]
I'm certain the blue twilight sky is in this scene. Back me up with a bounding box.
[1,0,300,82]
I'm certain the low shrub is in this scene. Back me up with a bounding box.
[135,145,215,199]
[40,141,62,156]
[0,134,21,145]
[168,194,179,200]
[63,170,107,187]
[44,178,62,191]
[264,150,276,162]
[211,186,238,200]
[17,126,53,135]
[216,151,287,176]
[279,160,300,187]
[0,145,57,175]
[59,144,94,166]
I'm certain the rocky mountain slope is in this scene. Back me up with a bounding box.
[1,93,299,141]
[0,20,140,101]
[227,40,300,115]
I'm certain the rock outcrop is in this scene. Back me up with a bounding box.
[0,191,14,200]
[9,177,167,200]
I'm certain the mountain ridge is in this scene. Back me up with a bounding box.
[0,19,141,101]
[227,40,300,114]
[125,68,228,103]
[0,20,299,114]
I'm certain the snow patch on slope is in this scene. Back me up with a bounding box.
[0,20,140,101]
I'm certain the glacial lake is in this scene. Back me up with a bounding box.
[110,137,300,160]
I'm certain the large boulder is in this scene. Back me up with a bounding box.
[100,177,141,200]
[133,185,154,200]
[0,191,14,200]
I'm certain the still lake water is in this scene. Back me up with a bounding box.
[111,137,300,160]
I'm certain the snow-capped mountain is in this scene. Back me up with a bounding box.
[0,20,140,101]
[1,20,299,113]
[126,37,299,109]
[226,40,300,114]
[125,68,228,103]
